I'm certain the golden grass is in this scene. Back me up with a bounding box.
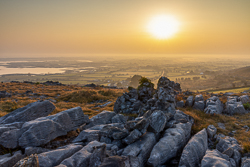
[182,108,250,153]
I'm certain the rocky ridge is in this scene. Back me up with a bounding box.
[0,77,249,167]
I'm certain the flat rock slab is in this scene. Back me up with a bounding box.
[0,100,55,124]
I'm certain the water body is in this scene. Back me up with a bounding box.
[0,66,66,75]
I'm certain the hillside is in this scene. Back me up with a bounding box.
[0,78,250,167]
[229,66,250,78]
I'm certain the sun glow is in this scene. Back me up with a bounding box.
[147,15,180,39]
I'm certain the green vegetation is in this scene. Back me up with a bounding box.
[243,103,250,110]
[138,77,154,89]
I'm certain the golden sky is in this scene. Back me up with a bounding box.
[0,0,250,56]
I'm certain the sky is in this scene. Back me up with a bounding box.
[0,0,250,57]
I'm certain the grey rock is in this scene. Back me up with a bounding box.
[0,100,55,124]
[201,149,232,167]
[225,96,246,115]
[223,147,234,158]
[125,121,137,131]
[59,141,105,167]
[176,100,185,108]
[99,156,129,167]
[89,144,106,167]
[0,151,24,167]
[25,146,51,156]
[148,122,192,166]
[123,132,157,167]
[134,118,149,134]
[112,114,127,124]
[18,107,89,148]
[193,101,205,111]
[0,129,22,148]
[241,157,250,167]
[148,110,167,133]
[179,128,208,167]
[240,95,249,104]
[205,96,224,114]
[195,94,204,102]
[185,96,194,107]
[216,136,242,166]
[84,110,116,129]
[100,136,112,144]
[207,125,217,139]
[38,144,83,167]
[73,129,100,143]
[99,126,129,140]
[122,129,142,145]
[174,110,194,124]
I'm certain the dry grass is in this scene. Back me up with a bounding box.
[0,82,126,118]
[182,108,250,153]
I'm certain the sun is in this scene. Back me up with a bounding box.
[147,15,180,39]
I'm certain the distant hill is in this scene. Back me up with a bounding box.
[229,66,250,78]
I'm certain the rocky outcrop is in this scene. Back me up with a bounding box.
[0,100,55,124]
[178,128,208,167]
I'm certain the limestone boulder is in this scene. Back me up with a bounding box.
[0,100,55,125]
[178,128,208,167]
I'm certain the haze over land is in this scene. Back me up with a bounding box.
[0,0,249,92]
